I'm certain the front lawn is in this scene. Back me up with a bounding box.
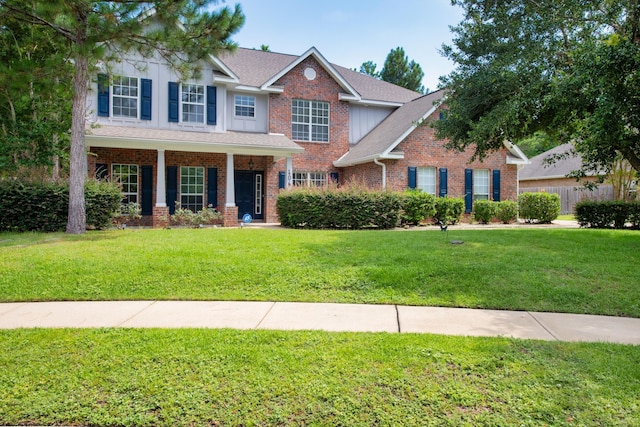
[1,329,638,426]
[1,228,639,317]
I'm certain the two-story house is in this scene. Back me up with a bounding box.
[86,46,528,227]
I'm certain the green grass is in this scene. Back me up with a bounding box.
[1,228,639,316]
[557,214,576,220]
[1,328,638,427]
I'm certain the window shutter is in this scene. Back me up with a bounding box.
[166,166,178,214]
[95,163,109,180]
[408,167,417,189]
[168,82,179,123]
[438,168,448,197]
[97,74,109,117]
[207,168,218,208]
[141,165,153,216]
[464,168,473,213]
[492,170,501,202]
[278,171,286,189]
[140,78,152,120]
[206,86,217,125]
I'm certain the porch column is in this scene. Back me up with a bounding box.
[155,149,166,207]
[225,153,235,207]
[286,156,293,188]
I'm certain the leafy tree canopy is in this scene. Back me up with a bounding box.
[357,48,426,93]
[0,0,244,233]
[435,0,640,176]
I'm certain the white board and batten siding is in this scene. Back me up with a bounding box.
[349,105,394,145]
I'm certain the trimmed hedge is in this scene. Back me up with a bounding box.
[518,192,560,223]
[434,197,464,225]
[472,200,497,224]
[495,200,519,224]
[401,190,436,225]
[277,188,402,229]
[575,200,640,229]
[0,179,122,232]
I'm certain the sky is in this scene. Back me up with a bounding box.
[227,0,465,92]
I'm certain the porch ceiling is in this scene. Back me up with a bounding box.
[85,125,304,157]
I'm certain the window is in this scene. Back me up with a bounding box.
[112,164,138,205]
[181,84,205,123]
[473,169,490,200]
[292,99,329,142]
[292,172,327,187]
[112,76,138,118]
[180,166,204,212]
[417,167,437,195]
[235,95,255,117]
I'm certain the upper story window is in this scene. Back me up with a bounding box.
[235,95,255,117]
[112,164,139,205]
[181,84,205,123]
[112,76,138,118]
[417,167,436,195]
[473,169,490,200]
[292,99,329,142]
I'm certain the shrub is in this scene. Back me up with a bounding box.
[495,200,519,224]
[0,179,121,232]
[401,190,436,225]
[472,200,497,224]
[170,203,222,227]
[277,187,402,229]
[434,197,464,225]
[518,192,560,223]
[575,200,639,229]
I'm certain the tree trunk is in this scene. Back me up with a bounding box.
[66,54,88,234]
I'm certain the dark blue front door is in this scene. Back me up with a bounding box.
[235,171,264,220]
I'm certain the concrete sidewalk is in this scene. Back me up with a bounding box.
[1,301,639,344]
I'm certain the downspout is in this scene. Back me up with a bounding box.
[374,158,386,189]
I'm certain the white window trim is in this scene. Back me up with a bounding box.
[112,164,139,205]
[417,166,437,195]
[180,166,205,211]
[292,99,330,142]
[111,76,139,119]
[180,83,205,124]
[234,94,256,118]
[292,171,328,188]
[473,169,490,200]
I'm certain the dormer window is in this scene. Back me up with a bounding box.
[112,76,139,119]
[234,95,255,117]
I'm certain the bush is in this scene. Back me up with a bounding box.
[277,187,402,229]
[495,200,519,224]
[434,197,464,225]
[575,200,640,229]
[0,179,122,232]
[170,204,222,227]
[518,192,560,223]
[401,190,436,225]
[472,200,497,224]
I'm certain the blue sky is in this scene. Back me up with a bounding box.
[228,0,464,92]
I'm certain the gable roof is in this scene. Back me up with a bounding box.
[216,47,422,104]
[520,143,598,181]
[334,90,444,167]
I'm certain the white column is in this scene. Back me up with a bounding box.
[225,153,235,207]
[155,149,166,207]
[286,156,293,188]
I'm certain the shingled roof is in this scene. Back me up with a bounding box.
[520,143,599,181]
[217,47,422,104]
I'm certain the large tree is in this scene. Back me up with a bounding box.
[357,48,425,93]
[435,0,640,177]
[0,1,244,233]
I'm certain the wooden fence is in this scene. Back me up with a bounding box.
[519,185,614,215]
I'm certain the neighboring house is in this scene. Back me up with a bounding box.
[86,46,529,227]
[519,143,612,214]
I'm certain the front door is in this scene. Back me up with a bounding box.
[235,171,264,220]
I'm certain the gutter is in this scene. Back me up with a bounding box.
[374,158,386,189]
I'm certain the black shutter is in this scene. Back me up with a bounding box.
[97,74,109,117]
[206,86,217,125]
[141,165,153,216]
[95,163,109,180]
[278,171,286,189]
[464,169,473,213]
[438,168,448,197]
[408,167,417,189]
[492,170,501,202]
[207,168,218,208]
[166,166,178,214]
[140,78,152,120]
[168,82,179,123]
